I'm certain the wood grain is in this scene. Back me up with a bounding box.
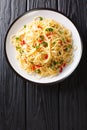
[0,0,87,130]
[27,0,57,10]
[0,0,26,130]
[58,0,87,130]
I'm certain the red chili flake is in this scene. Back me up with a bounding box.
[38,40,43,43]
[46,34,49,37]
[35,65,42,68]
[46,33,51,37]
[32,65,36,71]
[21,40,26,45]
[59,67,63,73]
[44,54,48,59]
[63,63,66,67]
[46,33,50,36]
[67,39,71,43]
[46,32,54,38]
[37,25,43,29]
[58,41,62,45]
[32,65,42,71]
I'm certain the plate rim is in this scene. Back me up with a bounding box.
[4,8,83,84]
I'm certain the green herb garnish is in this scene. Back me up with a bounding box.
[42,42,48,47]
[36,44,40,49]
[62,37,65,42]
[33,44,40,49]
[68,44,72,48]
[20,50,24,54]
[15,37,19,40]
[64,47,68,51]
[39,35,44,40]
[24,25,26,28]
[32,45,35,48]
[35,69,41,73]
[53,42,56,45]
[39,17,43,21]
[45,28,53,32]
[50,60,59,70]
[16,46,21,50]
[59,30,63,34]
[53,61,58,65]
[64,44,72,52]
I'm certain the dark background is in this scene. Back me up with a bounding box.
[0,0,87,130]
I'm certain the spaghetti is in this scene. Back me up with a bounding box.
[11,16,73,76]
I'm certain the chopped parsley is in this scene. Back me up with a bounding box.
[39,17,43,21]
[68,44,72,48]
[50,60,59,70]
[39,35,44,40]
[53,42,56,45]
[64,47,68,51]
[15,37,19,40]
[61,37,65,42]
[24,25,26,28]
[32,44,40,50]
[59,30,63,34]
[45,28,53,32]
[42,42,48,47]
[35,69,41,73]
[36,45,40,49]
[64,44,72,52]
[16,46,21,50]
[53,61,58,65]
[20,50,24,54]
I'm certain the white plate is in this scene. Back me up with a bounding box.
[5,9,82,84]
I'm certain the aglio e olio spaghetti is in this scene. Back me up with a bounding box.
[11,16,73,76]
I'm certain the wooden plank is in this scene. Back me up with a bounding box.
[58,0,87,130]
[59,84,87,130]
[27,0,57,10]
[0,0,27,130]
[26,1,60,130]
[26,83,60,130]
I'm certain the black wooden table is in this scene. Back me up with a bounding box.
[0,0,87,130]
